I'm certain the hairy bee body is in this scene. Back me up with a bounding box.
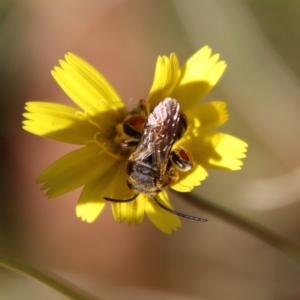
[125,97,188,196]
[126,153,173,196]
[104,97,208,222]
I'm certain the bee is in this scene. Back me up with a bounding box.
[105,98,207,222]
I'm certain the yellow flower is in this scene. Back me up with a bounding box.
[23,46,247,234]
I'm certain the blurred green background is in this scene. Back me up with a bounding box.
[1,0,300,299]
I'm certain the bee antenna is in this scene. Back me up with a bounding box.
[153,197,207,222]
[104,194,138,202]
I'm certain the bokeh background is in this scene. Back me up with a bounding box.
[1,0,300,299]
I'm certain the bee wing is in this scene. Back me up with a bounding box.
[132,98,181,175]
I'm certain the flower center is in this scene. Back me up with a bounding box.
[105,109,148,160]
[77,101,139,161]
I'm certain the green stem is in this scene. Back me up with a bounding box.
[0,255,100,300]
[180,192,300,263]
[2,194,300,299]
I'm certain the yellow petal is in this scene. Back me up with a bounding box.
[171,46,227,110]
[178,132,248,170]
[112,194,148,226]
[76,167,117,223]
[76,183,107,223]
[76,200,106,223]
[146,53,179,112]
[145,191,181,234]
[37,145,116,198]
[105,159,135,201]
[52,53,126,124]
[110,160,146,225]
[23,102,100,145]
[171,164,208,192]
[185,101,228,130]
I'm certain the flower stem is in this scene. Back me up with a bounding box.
[0,254,100,300]
[180,192,300,263]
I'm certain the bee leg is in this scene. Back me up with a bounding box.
[122,114,146,148]
[123,115,145,139]
[122,139,139,148]
[104,194,138,202]
[152,196,207,222]
[170,148,193,172]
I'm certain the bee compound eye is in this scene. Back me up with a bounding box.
[171,148,193,172]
